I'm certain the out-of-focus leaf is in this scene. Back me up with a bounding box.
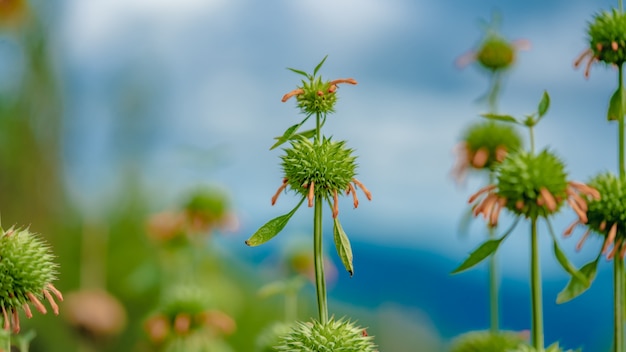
[481,113,518,124]
[537,90,550,117]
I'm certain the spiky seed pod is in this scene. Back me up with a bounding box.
[282,136,357,201]
[0,227,63,333]
[496,150,568,219]
[449,330,527,352]
[274,317,377,352]
[506,342,577,352]
[476,35,516,71]
[588,9,626,65]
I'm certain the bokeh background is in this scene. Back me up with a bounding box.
[0,0,624,350]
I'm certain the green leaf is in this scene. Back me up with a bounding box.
[333,217,354,276]
[313,55,328,76]
[537,90,550,117]
[608,87,624,121]
[297,128,316,139]
[270,115,311,150]
[451,237,505,274]
[451,217,519,274]
[287,67,310,79]
[552,238,589,286]
[556,256,599,304]
[481,113,518,124]
[245,197,305,246]
[546,220,589,287]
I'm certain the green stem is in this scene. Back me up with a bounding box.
[615,256,624,352]
[487,172,499,334]
[617,65,626,177]
[530,217,544,349]
[617,63,625,352]
[620,0,624,12]
[313,194,328,323]
[529,125,535,155]
[315,112,322,144]
[488,226,499,334]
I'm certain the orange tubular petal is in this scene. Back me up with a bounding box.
[600,220,607,231]
[603,223,618,255]
[567,198,588,223]
[44,290,60,315]
[574,49,592,68]
[47,284,64,302]
[539,188,557,212]
[621,242,626,260]
[468,184,496,204]
[613,41,619,51]
[471,148,489,168]
[333,190,339,218]
[329,78,357,86]
[348,183,359,208]
[352,178,372,201]
[609,238,623,260]
[476,193,498,219]
[576,229,591,251]
[569,181,601,200]
[563,220,580,237]
[271,178,288,205]
[27,293,47,314]
[512,38,532,51]
[281,88,304,102]
[489,198,506,227]
[455,50,477,69]
[495,146,507,163]
[566,188,588,211]
[22,303,32,319]
[11,309,19,334]
[308,182,315,207]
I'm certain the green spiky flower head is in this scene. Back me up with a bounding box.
[282,136,357,201]
[588,9,626,65]
[580,172,626,256]
[274,318,377,352]
[449,330,527,352]
[476,34,516,71]
[497,149,568,219]
[0,227,63,333]
[507,342,579,352]
[281,56,357,116]
[460,121,523,171]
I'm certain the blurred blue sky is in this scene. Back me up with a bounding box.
[38,0,626,348]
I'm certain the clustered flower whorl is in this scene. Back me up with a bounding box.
[575,9,626,77]
[0,227,63,333]
[565,172,626,259]
[274,317,377,352]
[469,150,600,226]
[476,34,517,71]
[272,136,371,218]
[452,121,522,182]
[282,78,357,116]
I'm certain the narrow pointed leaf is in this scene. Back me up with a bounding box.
[608,87,623,121]
[552,238,589,286]
[245,198,305,246]
[298,128,316,139]
[556,256,599,303]
[546,220,589,286]
[313,55,328,76]
[333,217,354,276]
[537,90,550,117]
[481,113,518,124]
[452,237,505,274]
[287,67,310,79]
[270,115,310,150]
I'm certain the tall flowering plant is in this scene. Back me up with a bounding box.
[245,56,376,351]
